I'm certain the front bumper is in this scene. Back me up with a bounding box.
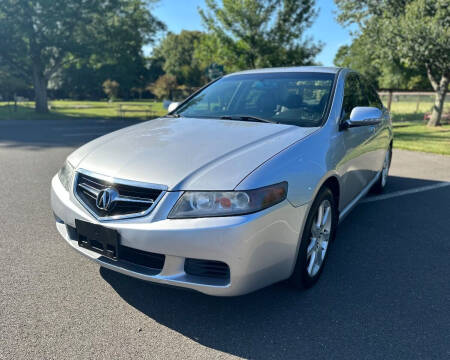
[51,175,308,296]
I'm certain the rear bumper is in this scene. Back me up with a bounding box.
[51,175,308,296]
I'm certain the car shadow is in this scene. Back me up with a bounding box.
[100,176,450,359]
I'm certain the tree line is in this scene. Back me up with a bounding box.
[0,0,448,126]
[334,0,449,126]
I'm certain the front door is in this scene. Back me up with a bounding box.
[337,73,378,209]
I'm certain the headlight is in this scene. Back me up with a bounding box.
[58,161,75,192]
[168,182,288,219]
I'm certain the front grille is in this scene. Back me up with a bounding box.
[184,258,230,280]
[75,171,164,220]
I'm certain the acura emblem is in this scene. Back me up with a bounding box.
[96,188,118,211]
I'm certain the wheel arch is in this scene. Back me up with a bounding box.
[288,173,341,278]
[320,176,340,213]
[308,172,341,213]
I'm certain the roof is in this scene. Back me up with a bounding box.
[227,66,342,76]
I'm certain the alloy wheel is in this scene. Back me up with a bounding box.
[306,199,332,277]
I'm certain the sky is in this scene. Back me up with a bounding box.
[149,0,355,66]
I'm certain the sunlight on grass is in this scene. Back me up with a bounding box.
[0,100,167,121]
[386,101,450,155]
[389,101,450,122]
[393,122,450,155]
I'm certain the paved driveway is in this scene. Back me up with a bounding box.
[1,120,449,360]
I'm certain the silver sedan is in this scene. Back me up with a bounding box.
[51,66,393,296]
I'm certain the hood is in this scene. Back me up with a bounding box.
[68,117,317,190]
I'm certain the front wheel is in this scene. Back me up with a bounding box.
[289,187,338,289]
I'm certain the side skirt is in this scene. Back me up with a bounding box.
[338,171,381,223]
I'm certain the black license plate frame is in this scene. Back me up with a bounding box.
[75,219,120,260]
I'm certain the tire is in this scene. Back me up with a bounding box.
[289,187,338,289]
[371,146,392,194]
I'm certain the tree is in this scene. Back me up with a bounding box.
[198,0,321,70]
[0,0,164,113]
[334,37,381,88]
[0,66,29,103]
[103,80,120,101]
[335,0,450,126]
[334,36,430,90]
[147,74,178,100]
[147,55,166,84]
[193,33,240,73]
[153,31,207,87]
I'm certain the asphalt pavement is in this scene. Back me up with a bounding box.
[0,119,449,360]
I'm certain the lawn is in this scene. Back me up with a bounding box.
[393,121,450,155]
[389,101,450,122]
[388,100,450,155]
[0,100,167,121]
[0,99,449,155]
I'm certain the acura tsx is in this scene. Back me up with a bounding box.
[51,66,393,296]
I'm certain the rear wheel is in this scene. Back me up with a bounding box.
[371,146,392,193]
[290,187,338,289]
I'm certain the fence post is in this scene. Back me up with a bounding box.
[387,89,393,111]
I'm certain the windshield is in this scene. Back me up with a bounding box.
[174,72,336,127]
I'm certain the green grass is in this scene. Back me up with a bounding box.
[1,99,449,155]
[386,101,450,155]
[389,101,450,122]
[393,121,450,155]
[0,100,166,121]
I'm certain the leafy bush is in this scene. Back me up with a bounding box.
[102,80,120,102]
[147,74,178,100]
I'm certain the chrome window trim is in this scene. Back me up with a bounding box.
[73,168,168,222]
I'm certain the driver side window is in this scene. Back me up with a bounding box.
[360,76,384,109]
[342,73,368,120]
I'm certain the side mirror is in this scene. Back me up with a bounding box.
[167,102,180,113]
[342,107,382,129]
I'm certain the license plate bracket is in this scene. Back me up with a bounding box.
[75,219,120,260]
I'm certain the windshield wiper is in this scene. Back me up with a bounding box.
[220,115,278,124]
[164,113,182,118]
